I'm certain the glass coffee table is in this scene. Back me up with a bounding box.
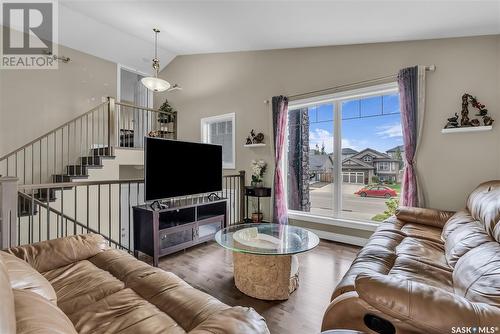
[215,223,319,300]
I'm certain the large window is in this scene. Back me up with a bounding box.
[286,83,404,223]
[201,113,235,169]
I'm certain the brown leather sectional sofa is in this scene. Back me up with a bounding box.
[0,233,269,334]
[322,180,500,334]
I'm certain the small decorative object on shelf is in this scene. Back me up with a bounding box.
[444,93,494,129]
[469,119,480,127]
[251,159,267,187]
[158,99,177,123]
[445,113,459,128]
[148,130,162,137]
[460,94,471,126]
[246,129,265,145]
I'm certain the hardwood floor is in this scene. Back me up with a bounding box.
[157,240,360,334]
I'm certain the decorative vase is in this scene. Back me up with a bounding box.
[251,181,263,188]
[251,212,263,223]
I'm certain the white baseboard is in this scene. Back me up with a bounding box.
[306,228,368,247]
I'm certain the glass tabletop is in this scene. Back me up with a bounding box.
[215,223,320,255]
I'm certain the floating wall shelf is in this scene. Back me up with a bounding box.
[441,126,493,134]
[244,143,266,148]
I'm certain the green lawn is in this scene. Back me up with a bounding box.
[369,183,401,222]
[385,183,401,194]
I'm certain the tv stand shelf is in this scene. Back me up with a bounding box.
[133,197,227,266]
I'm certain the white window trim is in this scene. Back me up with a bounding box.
[285,82,399,229]
[117,64,153,107]
[200,113,236,170]
[379,161,390,171]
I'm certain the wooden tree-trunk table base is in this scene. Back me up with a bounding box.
[233,252,299,300]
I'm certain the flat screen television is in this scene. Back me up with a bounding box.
[145,137,223,201]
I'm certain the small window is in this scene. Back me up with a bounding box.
[201,113,235,169]
[363,155,372,162]
[379,162,390,171]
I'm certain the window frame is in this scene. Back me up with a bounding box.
[117,64,153,107]
[200,112,236,170]
[285,82,399,228]
[378,161,390,171]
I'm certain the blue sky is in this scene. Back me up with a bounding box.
[308,94,403,153]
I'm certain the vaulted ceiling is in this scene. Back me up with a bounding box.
[59,1,500,73]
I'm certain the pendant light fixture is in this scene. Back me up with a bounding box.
[141,28,171,92]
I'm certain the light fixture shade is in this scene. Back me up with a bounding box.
[141,77,171,92]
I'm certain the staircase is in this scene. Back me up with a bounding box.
[51,147,115,184]
[1,99,246,250]
[26,147,115,205]
[0,98,176,216]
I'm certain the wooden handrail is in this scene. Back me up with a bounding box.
[115,101,174,115]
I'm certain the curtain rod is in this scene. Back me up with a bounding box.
[287,65,436,101]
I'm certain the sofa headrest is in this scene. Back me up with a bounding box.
[0,253,16,334]
[7,233,108,272]
[466,180,500,242]
[13,289,77,334]
[0,251,57,304]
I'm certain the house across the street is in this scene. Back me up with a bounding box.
[309,147,404,184]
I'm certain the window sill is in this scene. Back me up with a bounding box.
[288,210,379,232]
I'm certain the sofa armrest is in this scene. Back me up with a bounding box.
[7,234,108,272]
[395,206,455,228]
[189,306,270,334]
[355,273,500,334]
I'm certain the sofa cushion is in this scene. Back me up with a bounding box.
[43,260,125,315]
[441,210,476,240]
[354,273,500,334]
[466,180,500,241]
[0,251,57,304]
[387,256,453,292]
[400,223,443,243]
[444,221,492,267]
[14,289,77,334]
[7,234,108,272]
[395,237,448,270]
[453,241,500,307]
[332,220,455,301]
[395,206,455,229]
[88,249,155,285]
[89,249,228,331]
[69,288,186,334]
[189,307,271,334]
[0,254,16,334]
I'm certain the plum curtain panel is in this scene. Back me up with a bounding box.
[272,95,289,225]
[398,66,426,207]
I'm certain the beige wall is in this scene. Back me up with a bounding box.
[156,35,500,212]
[0,44,117,157]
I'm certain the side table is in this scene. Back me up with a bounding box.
[244,186,272,223]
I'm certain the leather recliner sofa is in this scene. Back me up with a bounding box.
[0,233,270,334]
[322,180,500,334]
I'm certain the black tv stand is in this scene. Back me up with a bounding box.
[133,196,227,266]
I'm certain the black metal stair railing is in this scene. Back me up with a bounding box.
[12,173,245,250]
[16,179,144,251]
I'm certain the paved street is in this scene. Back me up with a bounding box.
[309,183,389,221]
